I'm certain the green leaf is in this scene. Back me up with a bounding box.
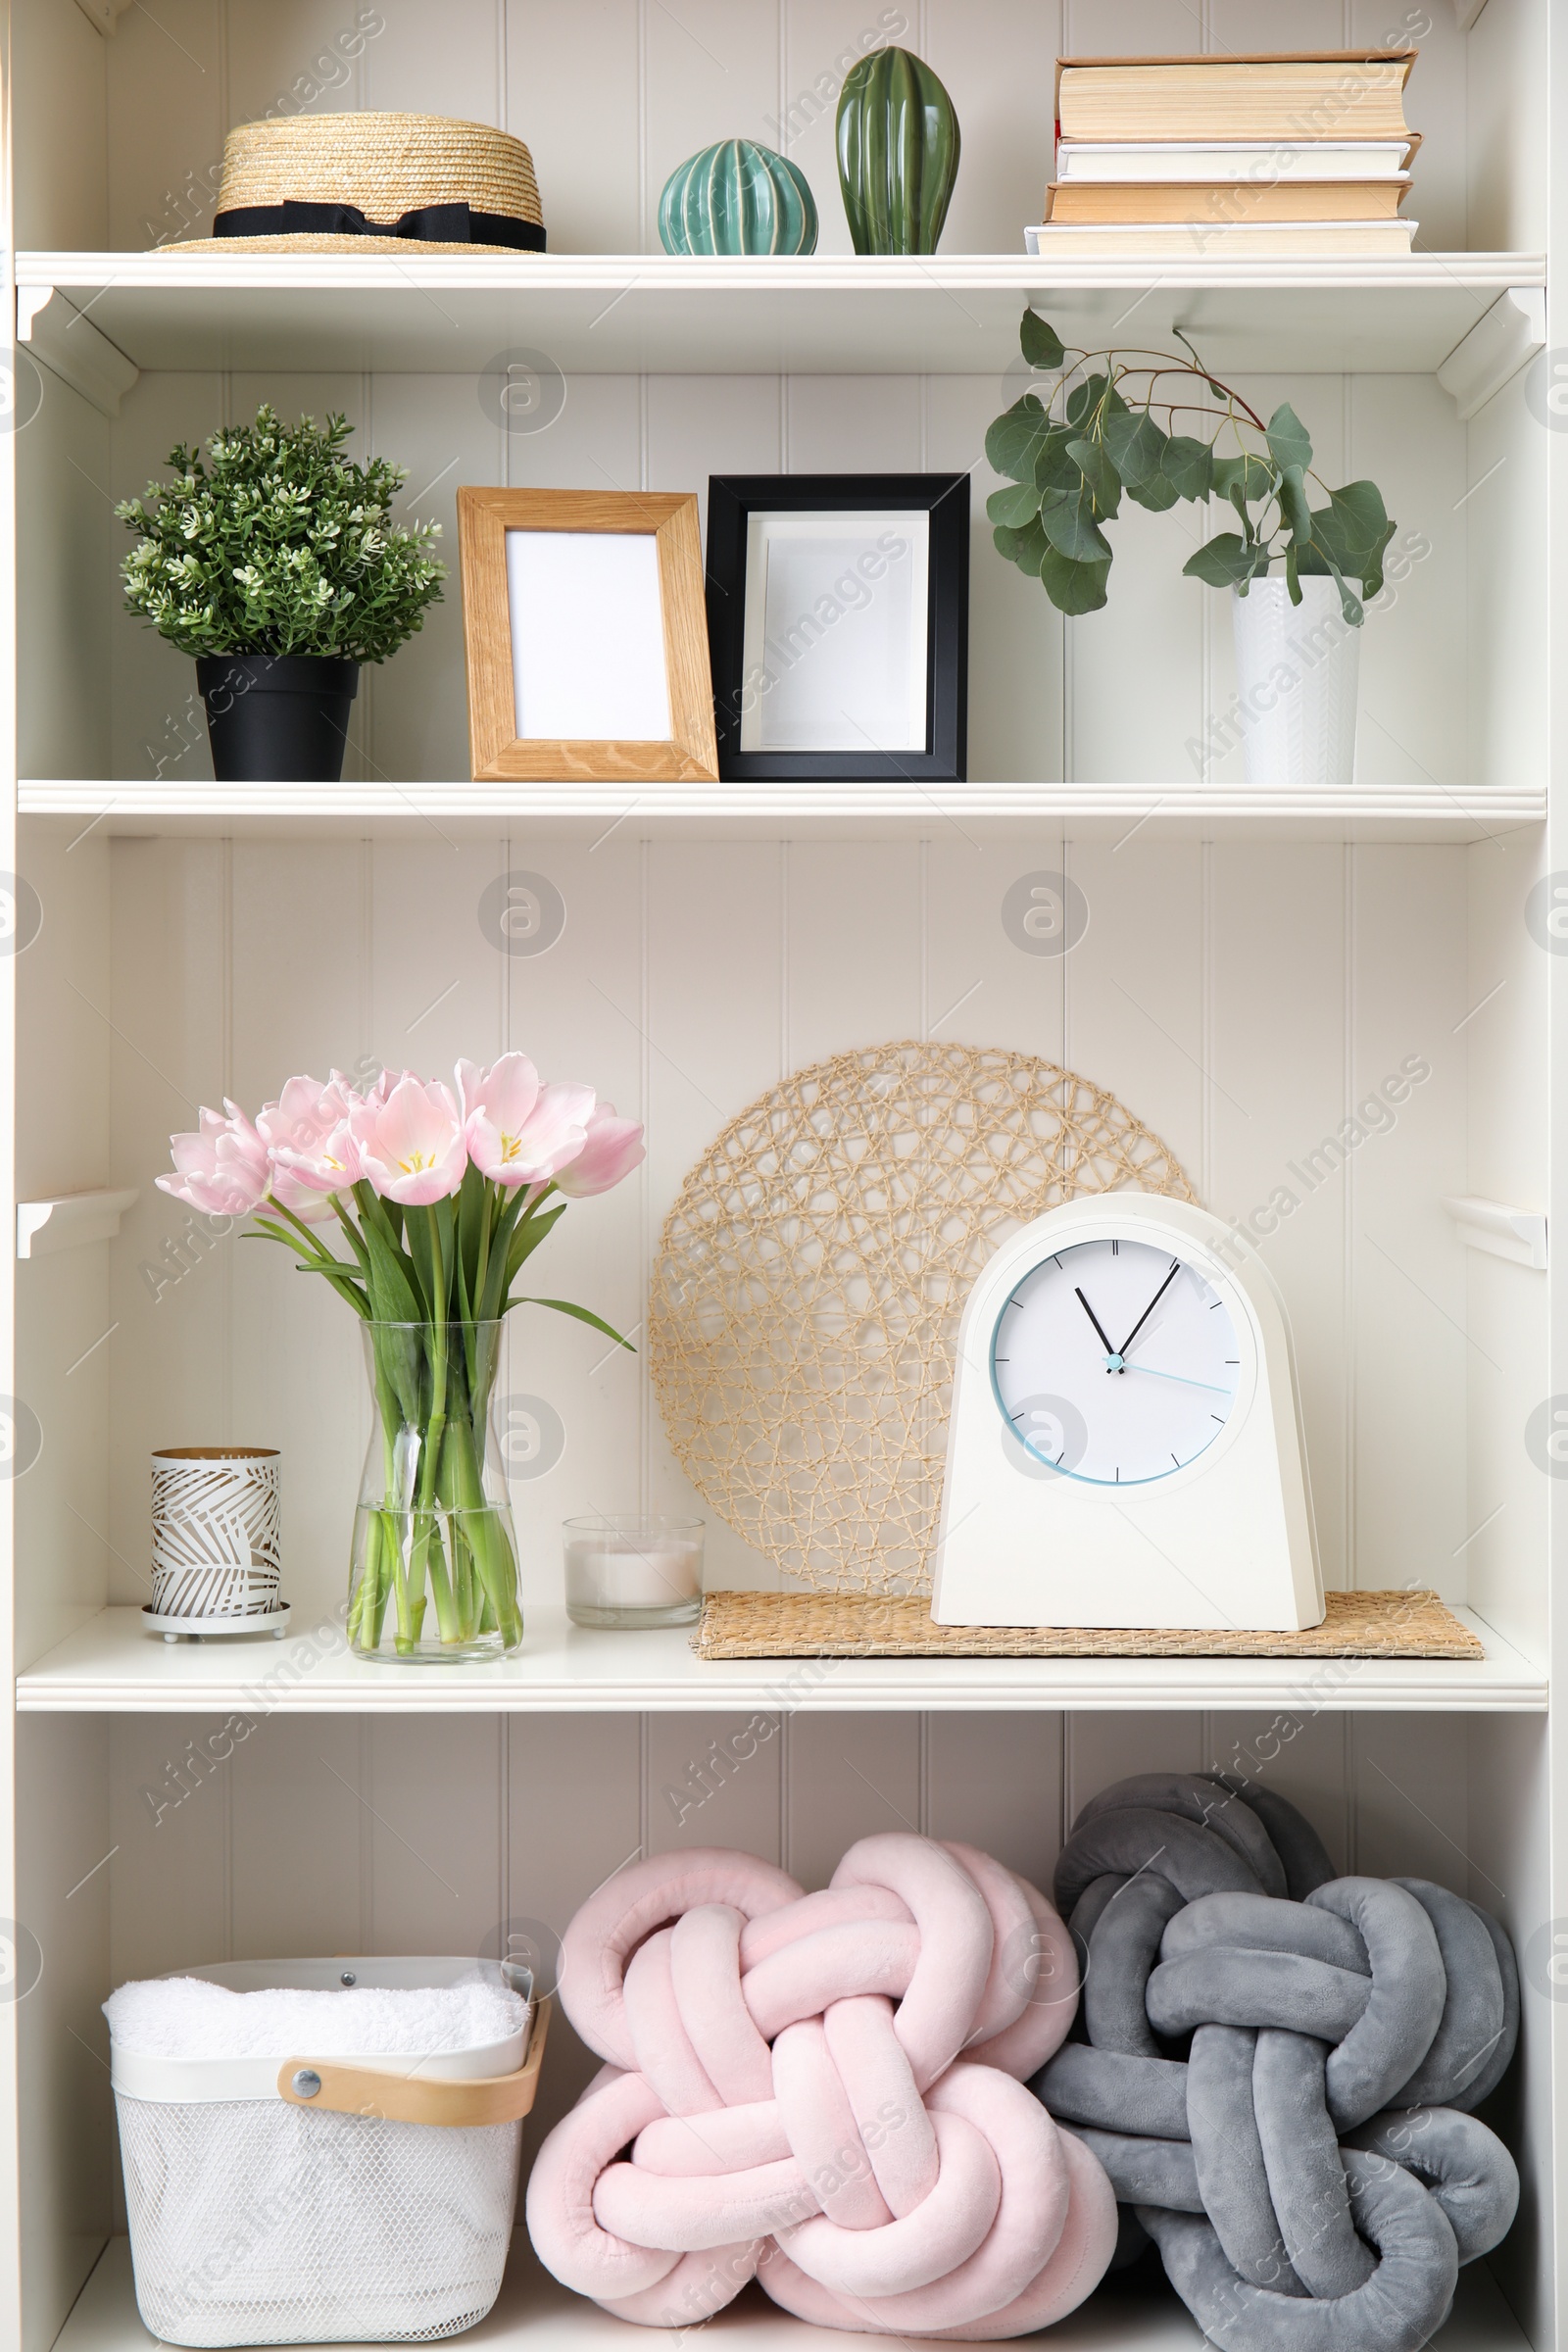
[1285,538,1302,606]
[1102,405,1168,489]
[513,1297,636,1349]
[1159,434,1213,503]
[1362,515,1396,601]
[986,481,1043,528]
[1038,543,1111,614]
[505,1198,567,1282]
[1039,483,1113,564]
[1297,479,1396,600]
[356,1189,423,1328]
[1065,370,1109,429]
[1278,463,1313,543]
[1264,402,1312,476]
[1210,451,1276,507]
[1019,310,1065,370]
[993,516,1051,575]
[1065,436,1121,520]
[985,394,1054,484]
[1182,532,1270,591]
[1126,472,1181,513]
[1034,428,1084,494]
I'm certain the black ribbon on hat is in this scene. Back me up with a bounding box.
[214,198,545,250]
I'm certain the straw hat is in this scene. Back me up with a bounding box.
[168,112,545,254]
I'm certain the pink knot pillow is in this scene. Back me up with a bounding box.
[525,1833,1118,2336]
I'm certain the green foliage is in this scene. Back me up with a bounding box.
[117,404,445,662]
[987,315,1395,626]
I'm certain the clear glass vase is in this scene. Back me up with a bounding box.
[348,1319,523,1662]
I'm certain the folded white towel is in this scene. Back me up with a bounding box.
[105,1972,527,2061]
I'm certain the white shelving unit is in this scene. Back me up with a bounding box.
[3,3,1562,2351]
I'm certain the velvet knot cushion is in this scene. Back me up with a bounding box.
[1033,1773,1520,2352]
[525,1832,1119,2335]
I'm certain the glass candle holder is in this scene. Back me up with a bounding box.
[564,1514,704,1630]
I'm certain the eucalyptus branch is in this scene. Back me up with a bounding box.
[986,309,1396,623]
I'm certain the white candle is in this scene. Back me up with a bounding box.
[566,1536,702,1611]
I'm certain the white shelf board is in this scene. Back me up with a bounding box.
[15,1602,1545,1714]
[52,2231,1530,2352]
[16,252,1545,378]
[18,779,1545,846]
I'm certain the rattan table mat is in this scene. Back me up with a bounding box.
[694,1589,1484,1661]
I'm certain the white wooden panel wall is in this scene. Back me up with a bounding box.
[55,0,1475,258]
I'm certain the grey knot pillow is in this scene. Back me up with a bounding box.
[1032,1772,1519,2352]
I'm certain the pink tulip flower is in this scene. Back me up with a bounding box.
[349,1073,467,1205]
[333,1064,398,1108]
[459,1054,596,1188]
[552,1102,646,1197]
[262,1075,363,1211]
[158,1102,270,1218]
[254,1075,354,1215]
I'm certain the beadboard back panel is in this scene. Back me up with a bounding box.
[14,0,1535,260]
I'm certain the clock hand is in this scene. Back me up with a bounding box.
[1074,1287,1121,1367]
[1125,1362,1234,1396]
[1116,1261,1183,1358]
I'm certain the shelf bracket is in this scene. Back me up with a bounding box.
[17,1190,139,1259]
[15,286,138,418]
[72,0,137,29]
[1442,1195,1546,1271]
[1437,288,1545,421]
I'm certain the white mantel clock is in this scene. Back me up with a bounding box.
[931,1193,1324,1631]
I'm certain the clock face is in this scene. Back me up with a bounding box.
[990,1235,1243,1487]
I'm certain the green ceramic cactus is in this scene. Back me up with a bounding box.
[659,138,818,257]
[836,45,960,255]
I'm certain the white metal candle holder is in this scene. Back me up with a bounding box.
[148,1446,289,1642]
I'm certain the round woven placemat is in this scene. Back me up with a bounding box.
[649,1039,1196,1595]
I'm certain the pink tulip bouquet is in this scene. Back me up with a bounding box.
[159,1056,643,1661]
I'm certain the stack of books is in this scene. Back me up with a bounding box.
[1025,50,1419,259]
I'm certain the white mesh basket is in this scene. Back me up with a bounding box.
[110,1956,547,2348]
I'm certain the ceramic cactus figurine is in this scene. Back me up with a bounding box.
[659,138,817,256]
[836,45,960,254]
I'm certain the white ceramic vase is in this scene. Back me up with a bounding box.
[1230,574,1360,790]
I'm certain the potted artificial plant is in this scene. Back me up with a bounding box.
[118,404,445,783]
[985,312,1397,790]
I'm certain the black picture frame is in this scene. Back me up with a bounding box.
[705,472,969,782]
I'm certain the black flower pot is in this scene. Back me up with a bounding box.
[196,654,360,783]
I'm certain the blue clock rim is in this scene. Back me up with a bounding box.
[987,1239,1237,1489]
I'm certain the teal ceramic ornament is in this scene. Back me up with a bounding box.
[659,138,818,257]
[836,45,960,255]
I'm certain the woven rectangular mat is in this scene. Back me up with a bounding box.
[694,1589,1483,1661]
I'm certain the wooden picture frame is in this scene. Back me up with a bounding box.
[705,473,969,783]
[457,487,719,782]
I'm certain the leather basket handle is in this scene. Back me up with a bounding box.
[277,1994,551,2126]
